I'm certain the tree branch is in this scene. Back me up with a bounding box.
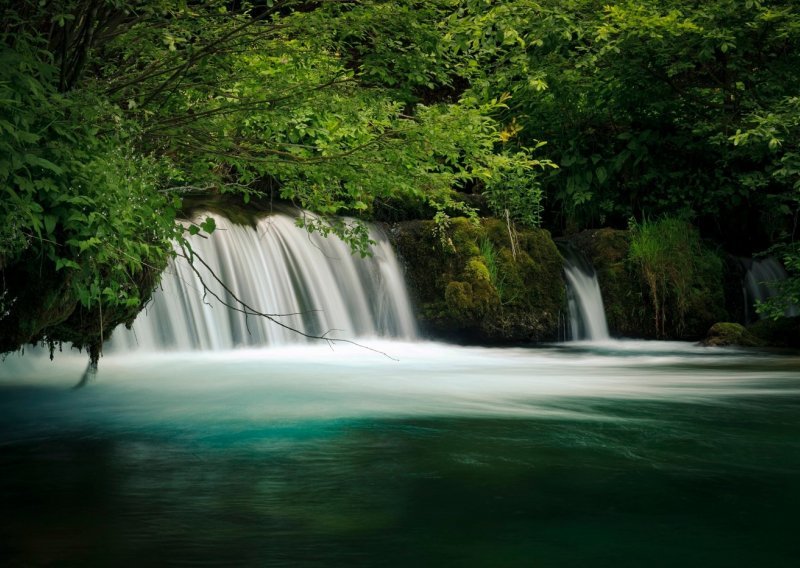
[174,244,398,360]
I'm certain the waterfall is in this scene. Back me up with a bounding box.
[110,212,417,352]
[741,257,798,322]
[561,249,610,341]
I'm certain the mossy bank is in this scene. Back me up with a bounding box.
[568,221,730,340]
[389,217,565,343]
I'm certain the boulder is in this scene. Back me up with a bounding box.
[389,217,565,343]
[701,322,765,347]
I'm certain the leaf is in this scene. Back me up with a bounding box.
[44,214,57,234]
[24,154,63,174]
[78,237,101,252]
[55,257,80,271]
[200,217,216,234]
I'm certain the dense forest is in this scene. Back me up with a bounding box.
[2,0,799,358]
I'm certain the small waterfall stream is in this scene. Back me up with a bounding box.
[741,257,798,322]
[111,212,417,351]
[562,249,610,341]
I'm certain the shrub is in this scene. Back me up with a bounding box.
[628,216,724,337]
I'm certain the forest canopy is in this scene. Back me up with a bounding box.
[1,0,799,355]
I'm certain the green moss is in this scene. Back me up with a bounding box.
[465,258,491,282]
[441,260,499,322]
[449,217,481,256]
[570,225,730,340]
[445,281,475,315]
[390,216,566,342]
[482,217,512,243]
[702,322,766,347]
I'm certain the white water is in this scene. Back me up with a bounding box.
[2,341,798,427]
[563,252,610,341]
[742,257,799,321]
[110,213,417,352]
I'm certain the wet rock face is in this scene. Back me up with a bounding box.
[389,217,566,344]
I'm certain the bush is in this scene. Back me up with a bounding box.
[628,216,725,338]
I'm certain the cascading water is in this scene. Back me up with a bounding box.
[110,212,417,352]
[741,257,798,322]
[561,248,610,341]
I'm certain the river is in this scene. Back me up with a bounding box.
[1,340,798,566]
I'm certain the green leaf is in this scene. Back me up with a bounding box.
[44,214,57,234]
[200,217,216,234]
[24,154,63,174]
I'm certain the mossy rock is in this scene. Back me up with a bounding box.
[389,217,565,343]
[465,258,491,282]
[681,245,729,339]
[1,247,164,362]
[444,281,478,320]
[568,228,648,338]
[702,322,766,347]
[569,227,732,340]
[449,217,482,256]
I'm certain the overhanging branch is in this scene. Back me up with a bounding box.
[175,244,399,360]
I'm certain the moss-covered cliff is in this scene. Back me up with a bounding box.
[0,250,164,361]
[390,217,566,343]
[569,224,730,340]
[567,228,642,337]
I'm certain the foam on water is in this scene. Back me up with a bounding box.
[2,342,797,432]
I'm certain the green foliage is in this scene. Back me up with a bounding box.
[2,0,551,355]
[289,1,557,232]
[628,216,725,337]
[438,0,800,234]
[482,146,553,228]
[3,0,799,351]
[732,96,800,316]
[427,0,798,312]
[300,0,462,103]
[0,39,177,324]
[478,238,499,287]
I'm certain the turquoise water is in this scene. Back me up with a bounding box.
[1,342,799,566]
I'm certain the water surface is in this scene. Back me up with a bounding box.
[1,341,798,566]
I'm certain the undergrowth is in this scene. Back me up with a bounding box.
[628,216,722,337]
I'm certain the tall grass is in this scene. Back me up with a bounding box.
[628,216,710,337]
[479,237,500,285]
[479,237,518,305]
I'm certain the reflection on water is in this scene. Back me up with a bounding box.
[1,341,799,566]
